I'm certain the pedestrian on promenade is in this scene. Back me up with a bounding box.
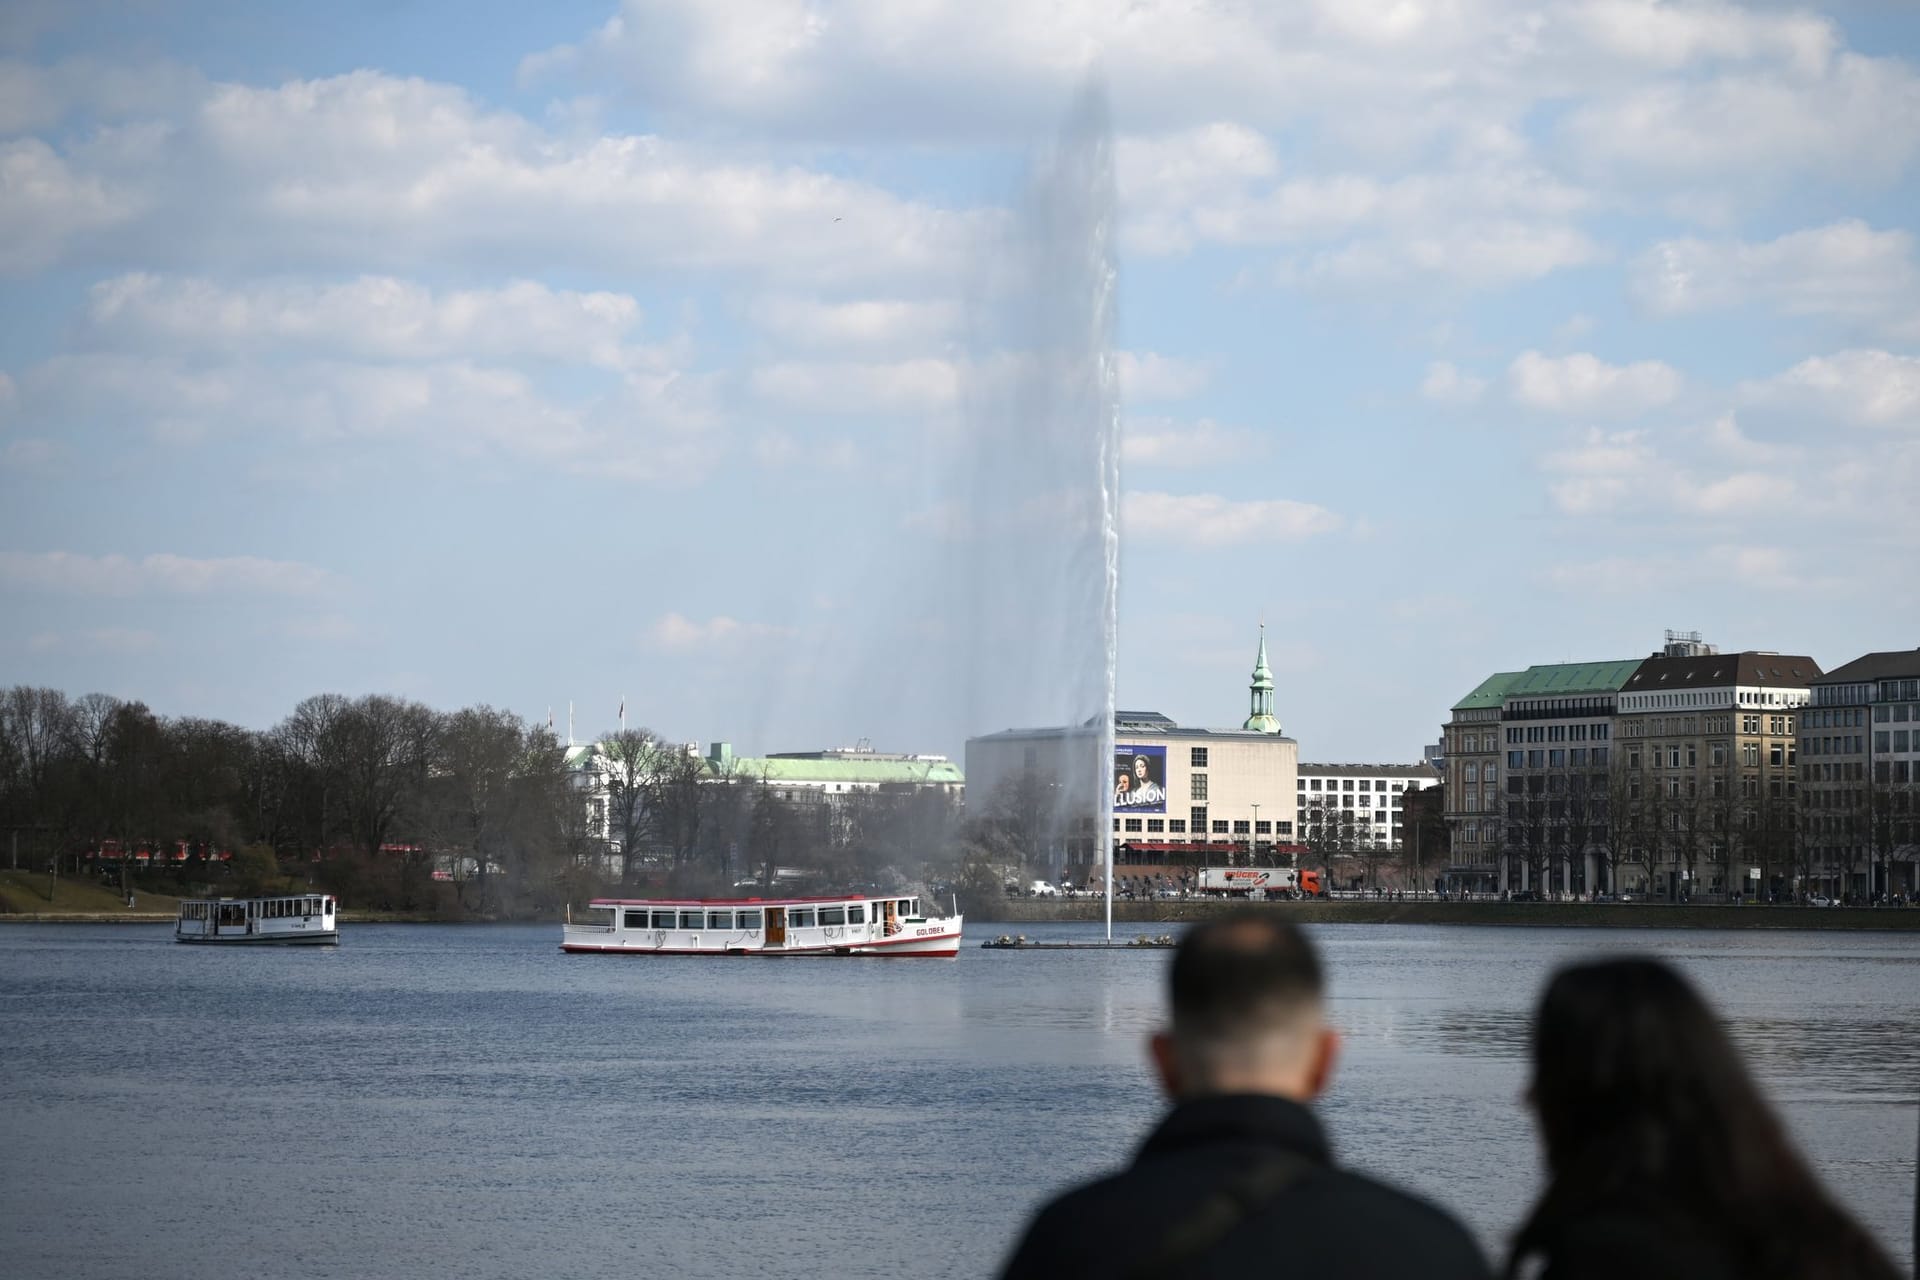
[1506,958,1900,1280]
[998,910,1491,1280]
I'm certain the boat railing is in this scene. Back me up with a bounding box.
[564,922,616,934]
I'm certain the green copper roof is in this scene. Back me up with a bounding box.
[721,756,964,786]
[1502,658,1646,698]
[1451,670,1527,711]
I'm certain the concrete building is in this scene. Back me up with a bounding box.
[1615,642,1818,901]
[1801,648,1920,899]
[1294,763,1440,854]
[1440,671,1524,893]
[1496,655,1644,897]
[966,628,1299,884]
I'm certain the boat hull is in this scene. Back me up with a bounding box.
[175,932,339,945]
[560,922,964,958]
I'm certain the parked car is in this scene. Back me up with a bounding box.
[1028,880,1060,898]
[1807,895,1835,907]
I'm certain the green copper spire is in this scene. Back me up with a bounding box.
[1244,624,1280,734]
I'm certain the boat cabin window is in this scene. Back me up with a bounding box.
[737,910,762,931]
[576,906,615,928]
[847,904,866,924]
[706,911,734,930]
[820,906,845,926]
[790,908,815,928]
[909,898,920,917]
[650,910,677,929]
[678,910,703,930]
[623,910,647,929]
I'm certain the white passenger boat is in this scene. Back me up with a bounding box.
[561,894,963,957]
[175,894,339,945]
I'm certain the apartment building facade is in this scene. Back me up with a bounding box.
[1440,671,1523,892]
[1801,649,1920,899]
[1614,648,1818,901]
[1496,658,1643,896]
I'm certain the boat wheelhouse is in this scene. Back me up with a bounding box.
[175,894,339,945]
[561,894,962,957]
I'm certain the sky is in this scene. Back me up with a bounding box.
[2,0,1917,763]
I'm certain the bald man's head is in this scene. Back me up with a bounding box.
[1152,911,1337,1101]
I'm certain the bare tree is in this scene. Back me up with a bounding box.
[597,728,668,884]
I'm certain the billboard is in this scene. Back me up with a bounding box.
[1113,744,1167,814]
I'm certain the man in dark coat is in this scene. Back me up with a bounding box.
[998,911,1491,1280]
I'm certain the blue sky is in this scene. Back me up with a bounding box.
[2,0,1917,761]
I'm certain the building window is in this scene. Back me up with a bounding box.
[1310,778,1322,790]
[1168,820,1186,833]
[1190,806,1207,832]
[1277,821,1293,835]
[1191,773,1209,801]
[1190,747,1208,767]
[1255,820,1271,834]
[1343,779,1356,790]
[1232,820,1250,834]
[1212,820,1229,834]
[1146,818,1165,833]
[1124,819,1143,832]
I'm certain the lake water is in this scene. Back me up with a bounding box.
[1,921,1914,1278]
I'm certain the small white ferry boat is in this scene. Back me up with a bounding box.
[561,894,962,957]
[175,894,339,945]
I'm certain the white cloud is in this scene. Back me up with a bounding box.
[1116,351,1213,402]
[1563,52,1920,189]
[1420,361,1487,405]
[647,612,795,652]
[1701,413,1796,465]
[1739,349,1920,429]
[82,274,663,372]
[1558,1,1836,75]
[0,550,339,596]
[1631,220,1919,337]
[0,137,132,272]
[1122,417,1260,468]
[1281,220,1601,289]
[18,349,723,480]
[1539,425,1797,517]
[1508,350,1682,414]
[747,295,958,354]
[524,1,1858,147]
[1544,545,1804,594]
[1123,490,1340,547]
[5,71,982,286]
[749,358,958,415]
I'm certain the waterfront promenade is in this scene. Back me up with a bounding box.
[996,896,1920,930]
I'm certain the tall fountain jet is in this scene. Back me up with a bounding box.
[943,81,1121,937]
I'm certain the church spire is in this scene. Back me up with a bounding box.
[1243,624,1280,734]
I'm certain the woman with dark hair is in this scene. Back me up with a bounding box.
[1508,958,1900,1280]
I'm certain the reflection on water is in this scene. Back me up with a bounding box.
[0,922,1912,1279]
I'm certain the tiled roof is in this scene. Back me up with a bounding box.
[1811,649,1920,685]
[1624,651,1820,690]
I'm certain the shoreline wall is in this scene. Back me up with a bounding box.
[989,899,1920,931]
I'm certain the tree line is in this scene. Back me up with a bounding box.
[0,686,977,918]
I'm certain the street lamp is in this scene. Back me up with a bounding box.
[1250,803,1260,865]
